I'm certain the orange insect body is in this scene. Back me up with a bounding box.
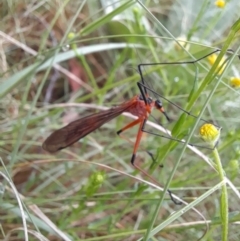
[42,92,182,204]
[127,95,152,117]
[42,94,166,153]
[42,48,236,206]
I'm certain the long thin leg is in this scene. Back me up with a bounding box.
[118,118,182,205]
[117,118,142,135]
[137,48,238,88]
[117,119,163,169]
[138,81,215,126]
[117,119,155,157]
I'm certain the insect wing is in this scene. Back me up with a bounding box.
[42,101,135,152]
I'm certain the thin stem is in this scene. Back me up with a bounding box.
[212,147,228,241]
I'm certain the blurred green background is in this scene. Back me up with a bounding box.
[1,0,240,240]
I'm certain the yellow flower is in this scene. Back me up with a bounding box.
[207,54,226,75]
[199,123,221,146]
[230,77,240,88]
[215,0,226,8]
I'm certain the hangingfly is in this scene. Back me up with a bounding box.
[42,91,169,157]
[42,84,182,204]
[43,48,234,205]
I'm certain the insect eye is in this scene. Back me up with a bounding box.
[155,99,163,109]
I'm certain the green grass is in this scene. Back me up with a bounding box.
[1,0,240,240]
